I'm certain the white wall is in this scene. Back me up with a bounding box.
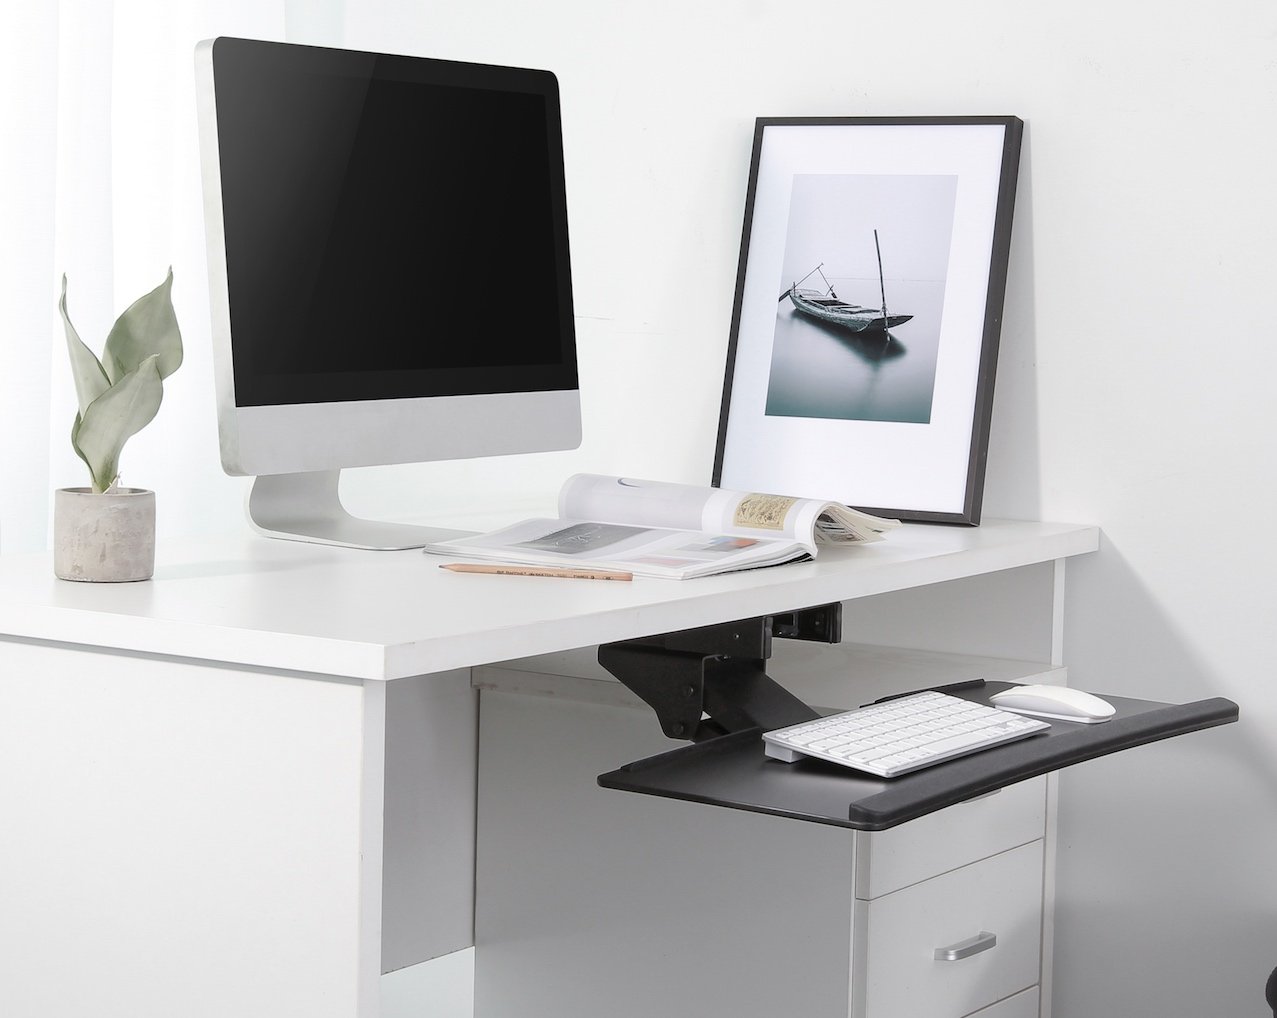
[4,1,1275,1014]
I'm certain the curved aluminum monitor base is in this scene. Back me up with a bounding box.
[246,470,474,550]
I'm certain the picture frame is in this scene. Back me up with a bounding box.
[712,117,1023,525]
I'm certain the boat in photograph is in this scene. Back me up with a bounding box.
[781,229,912,333]
[784,286,913,332]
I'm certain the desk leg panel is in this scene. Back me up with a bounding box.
[381,668,477,972]
[0,640,377,1018]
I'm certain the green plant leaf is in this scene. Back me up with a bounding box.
[72,354,164,493]
[58,275,111,418]
[101,267,183,384]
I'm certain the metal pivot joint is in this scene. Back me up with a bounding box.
[597,604,841,743]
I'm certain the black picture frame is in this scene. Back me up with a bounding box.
[712,117,1022,525]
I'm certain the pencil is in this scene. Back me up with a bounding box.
[439,562,633,581]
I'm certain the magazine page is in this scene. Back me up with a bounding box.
[699,486,900,546]
[557,475,722,533]
[423,517,808,579]
[812,503,903,543]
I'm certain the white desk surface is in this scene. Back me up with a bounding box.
[0,520,1098,681]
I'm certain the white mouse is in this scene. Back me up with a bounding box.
[989,684,1115,724]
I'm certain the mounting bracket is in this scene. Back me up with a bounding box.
[597,603,841,742]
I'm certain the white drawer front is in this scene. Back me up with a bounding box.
[856,776,1047,899]
[967,986,1040,1018]
[856,840,1043,1018]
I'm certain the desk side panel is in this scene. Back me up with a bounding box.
[382,668,477,972]
[0,640,368,1018]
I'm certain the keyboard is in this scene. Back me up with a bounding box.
[762,689,1051,778]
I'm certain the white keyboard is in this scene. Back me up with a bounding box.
[762,690,1050,778]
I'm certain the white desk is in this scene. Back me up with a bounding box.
[0,520,1098,1018]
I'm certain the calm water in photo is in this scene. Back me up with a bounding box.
[765,276,946,424]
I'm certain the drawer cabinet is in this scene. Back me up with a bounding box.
[854,841,1044,1018]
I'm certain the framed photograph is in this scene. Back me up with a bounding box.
[712,117,1022,524]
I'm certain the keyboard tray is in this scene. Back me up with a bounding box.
[597,681,1238,831]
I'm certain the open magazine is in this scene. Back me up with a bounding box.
[423,474,900,579]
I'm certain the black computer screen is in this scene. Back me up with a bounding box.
[211,38,578,407]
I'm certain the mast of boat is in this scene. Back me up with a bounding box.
[873,229,889,329]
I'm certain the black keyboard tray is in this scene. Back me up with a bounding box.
[597,681,1238,831]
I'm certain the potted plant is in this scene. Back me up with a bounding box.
[54,269,183,581]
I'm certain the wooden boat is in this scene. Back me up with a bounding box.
[785,286,912,332]
[781,230,911,333]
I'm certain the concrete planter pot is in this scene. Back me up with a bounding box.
[53,487,156,582]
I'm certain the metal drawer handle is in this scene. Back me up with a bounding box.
[934,931,997,961]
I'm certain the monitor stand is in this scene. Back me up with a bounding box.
[246,470,475,550]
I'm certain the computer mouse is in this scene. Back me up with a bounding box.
[989,684,1116,724]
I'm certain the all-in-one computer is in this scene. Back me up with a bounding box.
[196,37,581,548]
